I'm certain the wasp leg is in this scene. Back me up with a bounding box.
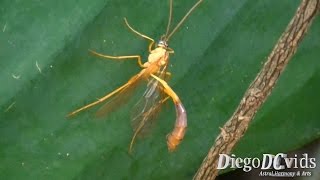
[89,49,144,68]
[67,75,139,117]
[124,18,155,53]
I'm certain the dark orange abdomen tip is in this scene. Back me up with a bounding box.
[167,126,187,152]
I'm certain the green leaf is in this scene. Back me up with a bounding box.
[0,0,319,179]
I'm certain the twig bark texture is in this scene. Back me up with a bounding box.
[194,0,320,179]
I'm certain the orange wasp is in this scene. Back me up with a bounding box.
[68,0,203,153]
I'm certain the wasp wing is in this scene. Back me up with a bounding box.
[95,71,147,118]
[129,65,170,148]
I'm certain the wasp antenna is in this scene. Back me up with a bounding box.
[165,0,173,39]
[166,0,203,41]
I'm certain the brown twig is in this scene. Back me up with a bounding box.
[193,0,320,179]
